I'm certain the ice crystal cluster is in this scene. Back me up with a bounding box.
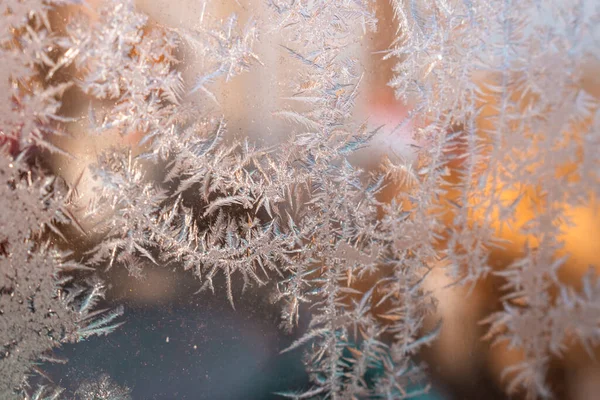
[1,0,599,399]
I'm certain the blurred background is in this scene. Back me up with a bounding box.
[43,0,600,399]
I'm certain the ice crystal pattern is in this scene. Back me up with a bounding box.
[1,0,599,399]
[1,1,124,398]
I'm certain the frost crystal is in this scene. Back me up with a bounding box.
[2,0,600,398]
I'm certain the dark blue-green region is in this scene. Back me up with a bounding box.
[44,274,309,400]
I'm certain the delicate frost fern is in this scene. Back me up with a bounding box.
[2,0,600,399]
[389,0,600,398]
